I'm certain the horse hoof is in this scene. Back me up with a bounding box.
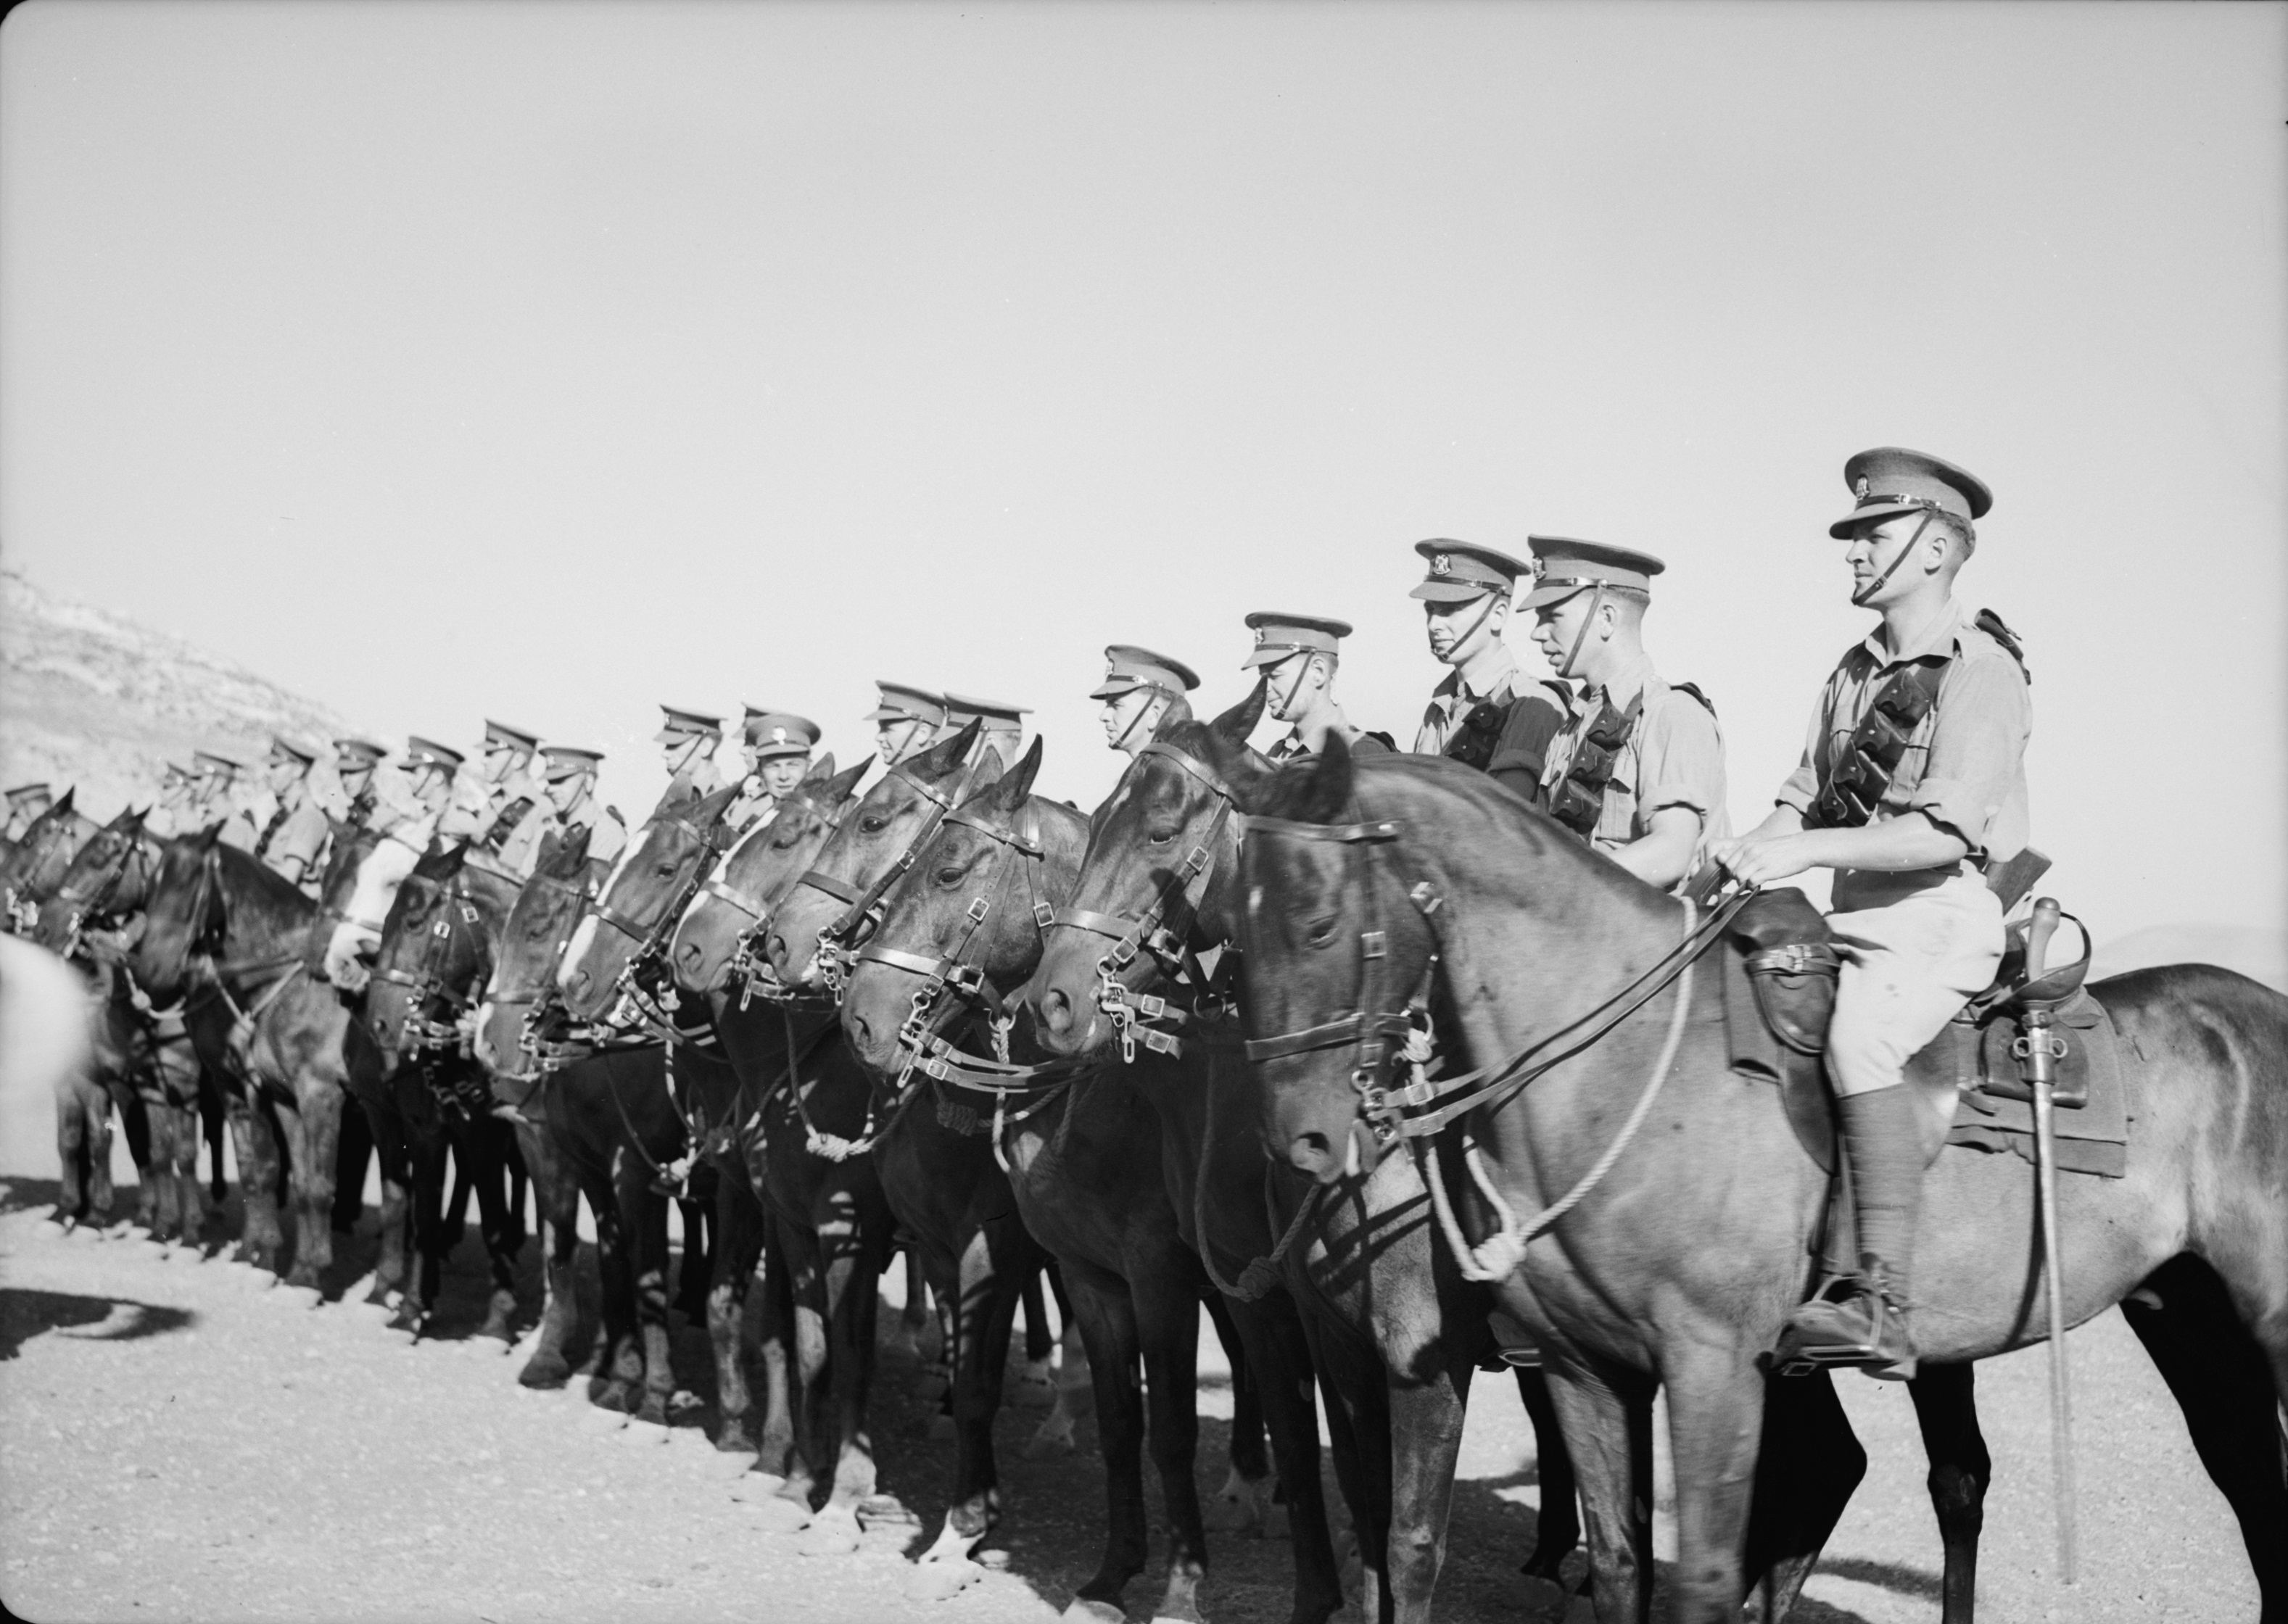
[516,1353,570,1390]
[616,1418,672,1447]
[1061,1602,1126,1624]
[906,1559,984,1602]
[745,1494,811,1533]
[727,1471,788,1503]
[796,1504,862,1557]
[1010,1358,1056,1409]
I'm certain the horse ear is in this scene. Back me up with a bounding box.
[1279,733,1355,825]
[554,823,593,869]
[994,735,1044,809]
[54,787,75,813]
[695,782,743,826]
[1210,682,1265,745]
[825,760,869,803]
[920,719,982,779]
[803,753,836,784]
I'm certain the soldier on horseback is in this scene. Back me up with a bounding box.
[865,682,954,766]
[1093,645,1199,756]
[1242,613,1392,762]
[249,736,334,891]
[723,710,819,832]
[322,737,389,831]
[1715,447,2031,1376]
[1522,539,1728,894]
[4,783,54,842]
[1408,539,1569,802]
[655,706,727,805]
[493,745,624,874]
[188,750,262,850]
[397,737,464,826]
[466,719,545,851]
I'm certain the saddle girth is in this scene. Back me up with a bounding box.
[1547,693,1643,842]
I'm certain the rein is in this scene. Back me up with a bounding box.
[1239,804,1751,1277]
[371,869,496,1055]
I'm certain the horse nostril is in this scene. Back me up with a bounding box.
[848,1013,873,1051]
[1039,987,1070,1034]
[1288,1132,1338,1180]
[764,934,786,966]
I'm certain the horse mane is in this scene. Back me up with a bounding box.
[213,840,318,940]
[413,839,468,881]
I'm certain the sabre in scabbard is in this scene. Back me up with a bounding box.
[2015,895,2078,1583]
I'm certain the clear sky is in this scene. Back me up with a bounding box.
[3,0,2281,939]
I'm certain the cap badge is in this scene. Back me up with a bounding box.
[1854,476,1871,500]
[1431,553,1453,576]
[769,729,787,745]
[1252,627,1266,645]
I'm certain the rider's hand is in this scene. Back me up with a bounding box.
[1713,830,1817,886]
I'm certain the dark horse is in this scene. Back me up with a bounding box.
[843,735,1290,1624]
[360,839,529,1340]
[2,789,99,930]
[130,826,379,1295]
[1237,739,2288,1624]
[685,743,1093,1593]
[1023,695,1580,1624]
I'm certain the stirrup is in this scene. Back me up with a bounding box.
[1773,1275,1917,1381]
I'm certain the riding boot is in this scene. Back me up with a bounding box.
[1778,1082,1923,1378]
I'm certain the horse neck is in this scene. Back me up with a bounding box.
[217,848,317,965]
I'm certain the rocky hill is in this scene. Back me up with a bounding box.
[0,566,356,818]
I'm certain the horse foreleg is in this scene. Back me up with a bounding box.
[283,1082,344,1290]
[1902,1363,1986,1624]
[331,1096,372,1233]
[1739,1368,1868,1623]
[229,1098,285,1272]
[618,1161,677,1428]
[912,1218,1028,1589]
[1135,1263,1209,1624]
[2123,1253,2288,1622]
[1514,1367,1582,1581]
[462,1115,519,1342]
[707,1181,769,1455]
[674,1195,711,1321]
[587,1161,643,1407]
[1203,1287,1273,1521]
[200,1077,228,1204]
[51,1069,95,1229]
[796,1198,887,1557]
[363,1101,411,1309]
[1541,1352,1655,1624]
[1661,1341,1769,1624]
[755,1221,797,1478]
[1384,1352,1476,1624]
[393,1127,449,1336]
[1231,1292,1345,1624]
[513,1117,582,1388]
[1059,1262,1149,1620]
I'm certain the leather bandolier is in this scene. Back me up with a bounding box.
[1547,693,1643,842]
[1806,608,2025,832]
[1442,697,1513,771]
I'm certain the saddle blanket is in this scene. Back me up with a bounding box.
[1934,990,2129,1177]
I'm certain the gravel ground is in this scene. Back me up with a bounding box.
[0,1170,2260,1624]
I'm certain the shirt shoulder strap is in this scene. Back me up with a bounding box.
[1669,680,1717,718]
[1973,608,2031,679]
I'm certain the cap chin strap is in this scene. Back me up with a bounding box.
[1110,689,1169,755]
[1849,510,1936,608]
[1270,655,1317,725]
[1556,582,1609,682]
[1442,591,1502,668]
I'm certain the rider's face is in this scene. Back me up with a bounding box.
[545,774,585,813]
[1529,599,1580,668]
[876,718,925,765]
[1099,690,1153,749]
[1263,653,1317,722]
[1424,594,1504,664]
[759,755,808,798]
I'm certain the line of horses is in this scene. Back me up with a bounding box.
[5,695,2283,1624]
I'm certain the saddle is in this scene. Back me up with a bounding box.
[1721,888,2131,1180]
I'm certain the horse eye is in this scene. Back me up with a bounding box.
[933,866,963,887]
[1305,917,1337,946]
[1147,826,1178,846]
[859,816,888,834]
[655,862,677,877]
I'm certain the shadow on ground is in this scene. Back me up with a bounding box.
[0,1285,197,1360]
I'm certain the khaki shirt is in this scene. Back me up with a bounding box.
[722,780,777,832]
[1542,673,1730,882]
[1777,597,2031,912]
[1266,725,1392,764]
[553,800,627,869]
[1412,645,1522,755]
[656,758,724,816]
[258,795,334,883]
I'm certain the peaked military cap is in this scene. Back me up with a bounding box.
[654,705,724,745]
[1241,613,1352,669]
[334,737,387,770]
[540,745,604,782]
[1090,645,1200,701]
[401,737,465,771]
[191,750,244,779]
[943,693,1031,735]
[1409,539,1532,603]
[484,719,542,752]
[159,763,192,787]
[1521,538,1666,609]
[5,782,51,805]
[743,710,820,759]
[1830,447,1993,540]
[268,736,319,766]
[863,682,950,729]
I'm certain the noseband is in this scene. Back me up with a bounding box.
[793,758,980,995]
[371,869,492,1055]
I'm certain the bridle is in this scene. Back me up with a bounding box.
[1041,741,1241,1061]
[491,865,603,1089]
[790,757,982,996]
[369,866,493,1056]
[587,803,730,1036]
[49,826,157,958]
[150,843,310,1032]
[1236,803,1751,1279]
[716,789,854,1008]
[3,816,83,933]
